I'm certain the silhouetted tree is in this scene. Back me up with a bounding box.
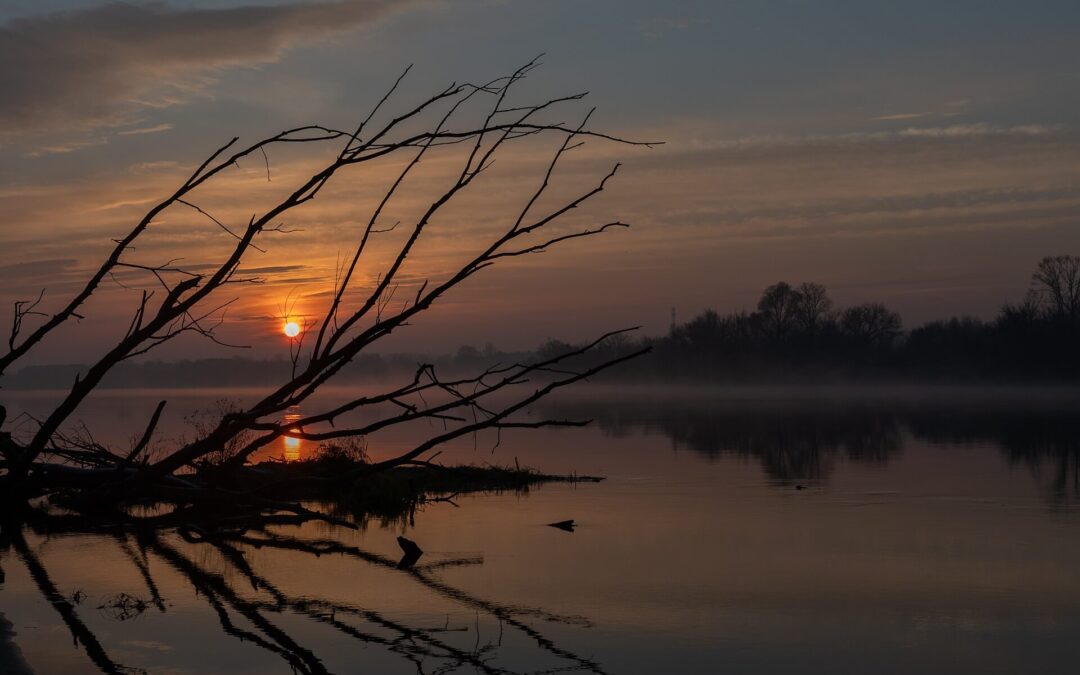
[1000,290,1044,325]
[840,303,903,345]
[794,282,834,334]
[756,281,802,339]
[1032,255,1080,322]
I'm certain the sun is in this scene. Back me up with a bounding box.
[283,321,301,338]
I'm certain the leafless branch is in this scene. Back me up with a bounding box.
[3,59,653,497]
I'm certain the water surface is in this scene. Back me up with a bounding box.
[3,386,1080,674]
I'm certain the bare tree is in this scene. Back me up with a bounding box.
[840,303,902,345]
[756,281,800,338]
[1031,255,1080,322]
[0,58,655,504]
[794,282,833,333]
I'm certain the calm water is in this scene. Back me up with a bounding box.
[3,385,1080,674]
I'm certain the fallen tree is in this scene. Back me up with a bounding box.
[0,58,653,516]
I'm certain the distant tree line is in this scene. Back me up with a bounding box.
[544,255,1080,382]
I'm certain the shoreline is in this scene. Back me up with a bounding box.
[0,613,33,675]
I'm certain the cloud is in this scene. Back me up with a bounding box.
[23,136,109,156]
[894,123,1056,138]
[872,99,980,124]
[686,123,1058,152]
[589,120,1080,251]
[875,112,931,121]
[0,0,418,134]
[130,160,181,173]
[0,258,78,279]
[116,123,174,136]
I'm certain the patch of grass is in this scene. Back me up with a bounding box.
[234,456,602,523]
[347,463,598,516]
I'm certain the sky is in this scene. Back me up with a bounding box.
[2,0,1080,365]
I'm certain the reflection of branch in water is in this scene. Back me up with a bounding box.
[147,534,330,675]
[7,517,605,673]
[8,528,140,675]
[114,536,166,612]
[161,527,597,675]
[225,531,607,674]
[415,555,486,572]
[7,483,609,675]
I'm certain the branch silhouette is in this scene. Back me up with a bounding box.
[0,58,653,498]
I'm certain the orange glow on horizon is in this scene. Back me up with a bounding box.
[283,409,302,461]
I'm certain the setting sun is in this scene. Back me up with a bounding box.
[283,321,301,338]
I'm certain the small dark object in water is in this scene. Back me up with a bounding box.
[397,536,423,569]
[548,519,576,532]
[98,592,149,621]
[795,485,807,490]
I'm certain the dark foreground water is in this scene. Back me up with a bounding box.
[3,385,1080,674]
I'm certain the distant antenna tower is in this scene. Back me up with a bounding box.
[670,306,677,334]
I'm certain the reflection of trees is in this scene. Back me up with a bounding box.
[545,396,1080,501]
[544,398,903,484]
[664,408,902,484]
[904,409,1080,505]
[0,507,608,675]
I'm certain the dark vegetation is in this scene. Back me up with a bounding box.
[232,440,601,525]
[621,255,1080,382]
[551,254,1080,383]
[640,255,1080,382]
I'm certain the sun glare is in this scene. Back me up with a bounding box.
[283,321,301,338]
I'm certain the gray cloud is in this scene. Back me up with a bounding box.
[655,186,1080,236]
[0,0,415,133]
[678,123,1060,154]
[595,123,1080,251]
[116,123,173,136]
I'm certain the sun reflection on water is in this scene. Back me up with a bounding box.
[282,407,303,461]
